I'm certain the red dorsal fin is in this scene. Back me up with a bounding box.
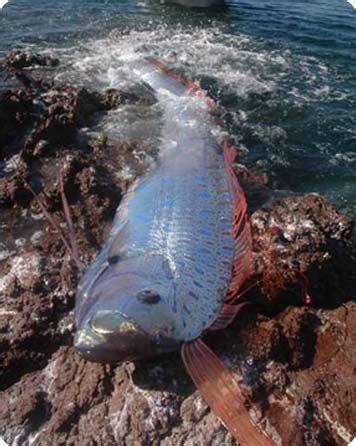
[181,339,275,446]
[204,143,251,331]
[227,218,253,302]
[146,56,200,92]
[222,141,241,204]
[222,140,253,304]
[145,56,220,110]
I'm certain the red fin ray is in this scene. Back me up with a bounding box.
[227,217,253,304]
[224,142,238,164]
[221,139,253,306]
[181,339,275,446]
[146,56,208,99]
[229,218,252,293]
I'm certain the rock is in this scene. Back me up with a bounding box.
[0,252,42,292]
[0,88,34,149]
[23,84,151,154]
[1,301,355,445]
[0,169,32,208]
[251,193,354,307]
[225,303,356,446]
[5,50,59,70]
[101,86,157,107]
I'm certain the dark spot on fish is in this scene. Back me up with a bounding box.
[136,290,161,304]
[171,282,178,313]
[183,304,191,315]
[184,254,195,261]
[188,290,199,300]
[193,280,203,289]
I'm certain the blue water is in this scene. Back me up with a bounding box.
[1,0,355,215]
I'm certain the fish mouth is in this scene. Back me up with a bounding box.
[74,311,154,363]
[89,310,141,336]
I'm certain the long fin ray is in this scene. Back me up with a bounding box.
[181,339,275,446]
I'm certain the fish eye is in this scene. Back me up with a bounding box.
[136,289,161,304]
[108,255,120,265]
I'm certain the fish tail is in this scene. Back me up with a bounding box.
[181,339,275,446]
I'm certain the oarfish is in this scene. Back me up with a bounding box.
[74,58,274,445]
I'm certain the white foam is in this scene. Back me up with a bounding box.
[53,27,281,98]
[0,0,8,10]
[40,24,354,215]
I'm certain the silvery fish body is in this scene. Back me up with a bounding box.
[74,59,236,362]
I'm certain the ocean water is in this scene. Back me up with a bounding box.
[1,0,355,215]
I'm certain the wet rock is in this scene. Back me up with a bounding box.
[0,252,43,292]
[251,193,354,307]
[0,168,32,208]
[23,84,147,155]
[1,300,355,445]
[100,88,155,109]
[0,88,34,148]
[225,303,356,445]
[5,50,59,70]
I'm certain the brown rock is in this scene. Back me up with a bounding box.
[5,50,59,70]
[251,193,354,307]
[0,88,34,149]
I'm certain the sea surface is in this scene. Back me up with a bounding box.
[1,0,355,215]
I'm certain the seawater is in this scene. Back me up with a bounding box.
[1,0,355,215]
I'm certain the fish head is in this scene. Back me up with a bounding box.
[74,254,181,363]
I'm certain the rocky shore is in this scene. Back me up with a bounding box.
[0,51,355,446]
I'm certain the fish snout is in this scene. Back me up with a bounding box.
[74,311,154,363]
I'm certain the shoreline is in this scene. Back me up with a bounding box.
[0,51,355,445]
